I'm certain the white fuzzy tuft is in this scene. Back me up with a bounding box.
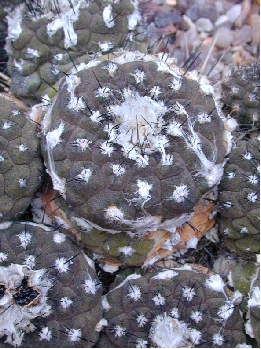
[103,4,115,28]
[98,41,114,52]
[205,274,226,294]
[0,252,8,262]
[53,232,66,244]
[83,277,99,295]
[54,257,73,273]
[182,286,196,302]
[104,205,124,222]
[17,231,32,249]
[152,270,178,280]
[60,297,73,309]
[152,293,165,306]
[114,325,126,338]
[46,122,64,149]
[75,168,92,183]
[118,246,136,256]
[136,313,148,327]
[39,327,52,341]
[6,6,23,41]
[73,138,92,151]
[67,328,82,342]
[149,313,190,348]
[171,184,189,203]
[127,285,141,301]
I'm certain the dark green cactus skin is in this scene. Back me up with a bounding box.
[42,58,226,232]
[0,95,43,222]
[99,269,246,348]
[5,0,144,104]
[0,222,102,347]
[219,136,259,257]
[221,64,260,130]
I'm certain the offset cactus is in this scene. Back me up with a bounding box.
[219,135,260,257]
[5,0,144,104]
[221,63,260,131]
[0,221,102,347]
[0,94,43,222]
[97,267,246,347]
[38,51,231,269]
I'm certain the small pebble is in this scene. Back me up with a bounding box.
[215,26,234,49]
[154,11,181,27]
[185,5,199,22]
[165,0,177,6]
[214,15,230,28]
[183,14,196,30]
[226,4,242,23]
[233,25,253,45]
[195,18,214,32]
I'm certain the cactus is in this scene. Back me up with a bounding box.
[37,51,231,269]
[0,94,43,222]
[221,63,260,131]
[97,267,246,347]
[5,0,145,104]
[219,135,259,257]
[0,221,103,347]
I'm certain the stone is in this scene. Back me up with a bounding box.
[226,4,242,23]
[195,18,214,32]
[214,15,230,27]
[154,11,181,27]
[215,27,234,49]
[233,25,253,46]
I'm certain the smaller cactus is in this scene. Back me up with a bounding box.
[5,0,145,104]
[221,63,260,131]
[219,135,260,257]
[98,267,246,347]
[0,221,102,347]
[0,94,43,222]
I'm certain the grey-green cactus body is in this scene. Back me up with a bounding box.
[0,222,102,347]
[219,136,259,257]
[221,63,260,130]
[0,95,43,222]
[42,55,226,232]
[5,0,144,104]
[99,268,246,347]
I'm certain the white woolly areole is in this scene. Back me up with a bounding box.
[151,270,178,280]
[104,205,124,222]
[17,231,32,249]
[53,232,66,244]
[106,90,168,166]
[39,326,52,341]
[66,75,85,111]
[6,5,23,41]
[0,252,8,262]
[248,286,260,307]
[75,168,92,182]
[103,4,115,28]
[46,0,86,48]
[205,274,226,295]
[45,118,66,194]
[0,264,52,347]
[118,246,136,256]
[128,0,141,30]
[149,314,192,348]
